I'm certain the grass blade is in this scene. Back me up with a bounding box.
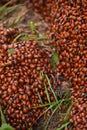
[56,122,69,130]
[0,0,14,12]
[45,103,61,130]
[6,4,22,14]
[44,82,51,107]
[32,101,57,109]
[45,74,58,102]
[11,33,28,44]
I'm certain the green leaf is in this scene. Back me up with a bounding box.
[8,49,14,54]
[0,124,14,130]
[0,106,6,124]
[53,52,59,63]
[0,106,14,130]
[51,52,59,68]
[30,21,36,32]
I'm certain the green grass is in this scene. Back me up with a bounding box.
[56,122,70,130]
[8,21,49,44]
[0,1,29,28]
[33,71,72,130]
[0,1,22,21]
[5,9,28,28]
[50,51,59,68]
[29,21,50,41]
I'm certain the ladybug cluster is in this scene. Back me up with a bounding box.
[0,26,57,129]
[28,0,87,129]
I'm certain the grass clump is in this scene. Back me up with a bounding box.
[33,71,72,130]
